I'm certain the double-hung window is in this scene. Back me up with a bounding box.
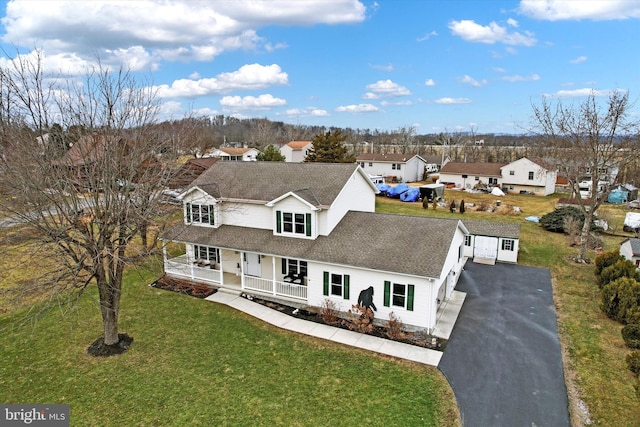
[276,211,312,237]
[282,259,308,277]
[186,203,215,225]
[323,272,350,299]
[194,245,220,263]
[464,235,472,246]
[384,281,414,311]
[528,171,534,180]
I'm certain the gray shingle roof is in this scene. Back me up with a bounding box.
[625,238,640,255]
[189,162,362,206]
[164,211,465,278]
[461,219,520,239]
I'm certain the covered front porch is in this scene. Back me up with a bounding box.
[162,243,308,302]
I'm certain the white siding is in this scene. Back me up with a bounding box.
[221,202,272,229]
[501,158,557,196]
[272,196,317,239]
[305,262,438,331]
[462,235,519,263]
[323,169,376,235]
[620,240,640,269]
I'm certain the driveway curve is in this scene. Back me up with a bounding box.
[438,262,570,427]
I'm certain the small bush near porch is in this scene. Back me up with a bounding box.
[0,256,460,426]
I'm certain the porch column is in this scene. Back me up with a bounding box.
[219,250,224,287]
[272,256,277,296]
[240,252,245,290]
[189,244,195,281]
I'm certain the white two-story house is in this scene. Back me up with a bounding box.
[356,153,428,183]
[161,162,468,332]
[438,157,557,196]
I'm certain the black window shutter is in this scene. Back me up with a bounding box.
[276,210,282,233]
[305,213,312,236]
[281,258,287,274]
[384,281,390,307]
[323,271,329,296]
[343,275,350,299]
[209,205,215,225]
[186,203,191,223]
[407,285,415,311]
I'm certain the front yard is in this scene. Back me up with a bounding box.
[0,248,459,426]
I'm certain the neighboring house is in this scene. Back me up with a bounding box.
[422,155,449,173]
[438,162,505,190]
[500,157,557,196]
[206,147,260,161]
[53,134,138,185]
[168,157,218,190]
[356,153,429,183]
[438,157,557,195]
[462,220,520,264]
[280,141,312,162]
[620,238,640,268]
[161,162,469,332]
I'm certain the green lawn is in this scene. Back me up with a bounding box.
[0,256,459,426]
[3,190,640,426]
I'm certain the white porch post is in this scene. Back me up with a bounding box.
[189,244,195,281]
[272,256,277,296]
[240,252,245,290]
[219,250,224,287]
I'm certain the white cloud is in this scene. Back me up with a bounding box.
[570,55,588,64]
[434,97,472,104]
[370,63,394,71]
[507,18,519,27]
[335,104,380,113]
[502,73,540,82]
[519,0,640,21]
[425,78,436,86]
[283,107,328,117]
[544,88,614,98]
[363,92,379,99]
[461,75,488,87]
[220,94,287,110]
[1,1,366,68]
[155,63,288,98]
[365,79,411,97]
[380,100,412,107]
[492,67,507,73]
[417,30,438,41]
[449,19,537,46]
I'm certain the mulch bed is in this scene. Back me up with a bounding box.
[87,333,134,357]
[242,294,447,351]
[151,275,217,298]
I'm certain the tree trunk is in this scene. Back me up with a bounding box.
[100,297,120,345]
[578,211,592,262]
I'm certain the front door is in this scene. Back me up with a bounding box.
[243,252,261,277]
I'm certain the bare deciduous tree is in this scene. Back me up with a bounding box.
[0,51,179,354]
[530,91,638,262]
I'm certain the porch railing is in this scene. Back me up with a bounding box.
[165,255,307,301]
[244,276,307,301]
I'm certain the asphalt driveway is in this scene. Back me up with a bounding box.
[438,262,570,427]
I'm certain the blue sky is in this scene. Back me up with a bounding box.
[1,0,639,134]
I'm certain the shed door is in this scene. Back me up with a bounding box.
[474,236,498,259]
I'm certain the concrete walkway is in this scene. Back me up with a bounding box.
[205,289,466,367]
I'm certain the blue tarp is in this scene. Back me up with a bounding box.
[387,183,409,198]
[607,189,628,204]
[376,183,391,195]
[400,187,420,202]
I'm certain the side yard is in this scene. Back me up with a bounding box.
[377,190,640,426]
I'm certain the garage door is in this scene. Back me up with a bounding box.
[474,236,498,259]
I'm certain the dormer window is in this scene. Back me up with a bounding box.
[276,210,311,237]
[186,202,215,226]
